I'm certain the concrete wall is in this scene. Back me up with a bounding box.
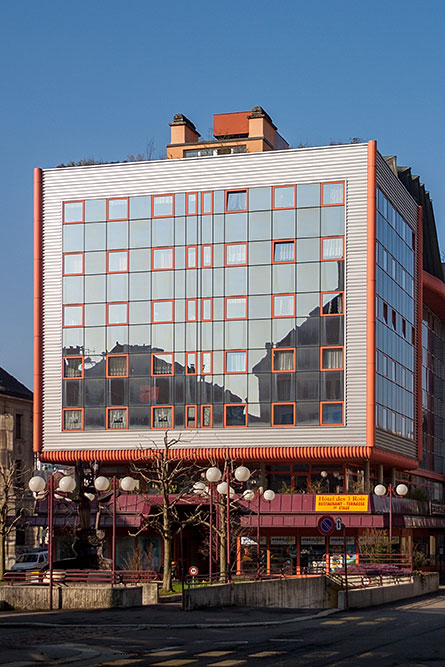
[0,585,143,611]
[338,573,439,609]
[185,576,333,610]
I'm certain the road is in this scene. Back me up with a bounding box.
[1,591,444,666]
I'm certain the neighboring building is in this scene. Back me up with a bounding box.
[0,366,34,567]
[34,107,445,573]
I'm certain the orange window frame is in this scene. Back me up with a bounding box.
[320,401,345,426]
[225,189,248,213]
[201,298,213,321]
[62,408,84,431]
[151,405,174,429]
[272,239,296,264]
[201,244,213,268]
[272,293,296,319]
[151,299,174,324]
[63,200,84,224]
[151,352,174,377]
[63,252,84,276]
[201,404,213,428]
[63,304,84,328]
[271,402,296,427]
[272,184,296,210]
[106,302,129,326]
[186,192,198,216]
[320,181,345,207]
[320,236,345,261]
[107,197,129,221]
[152,193,175,218]
[185,404,198,429]
[186,352,197,375]
[186,298,198,322]
[320,347,344,372]
[201,351,213,375]
[106,249,129,273]
[186,245,198,269]
[320,291,344,317]
[151,246,175,271]
[106,353,129,378]
[225,350,248,374]
[62,356,84,380]
[201,191,213,215]
[106,406,129,430]
[272,348,296,373]
[224,296,248,321]
[225,242,248,267]
[224,403,248,428]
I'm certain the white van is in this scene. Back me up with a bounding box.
[11,550,48,571]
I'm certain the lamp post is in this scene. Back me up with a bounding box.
[94,474,136,584]
[242,487,275,578]
[205,467,222,583]
[28,472,76,610]
[373,483,408,552]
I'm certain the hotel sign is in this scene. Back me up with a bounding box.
[315,495,369,513]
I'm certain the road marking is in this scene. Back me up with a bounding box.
[340,616,363,620]
[103,661,144,666]
[207,661,246,667]
[301,652,338,659]
[151,660,197,667]
[148,651,186,657]
[321,620,346,625]
[357,621,380,625]
[249,651,283,657]
[359,652,391,658]
[269,638,304,642]
[375,617,395,621]
[197,651,233,657]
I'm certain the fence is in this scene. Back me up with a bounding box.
[4,569,159,586]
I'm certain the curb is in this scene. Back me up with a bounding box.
[0,608,339,631]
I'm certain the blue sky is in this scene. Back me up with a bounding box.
[0,0,444,388]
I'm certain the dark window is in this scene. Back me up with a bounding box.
[273,403,295,426]
[15,414,23,440]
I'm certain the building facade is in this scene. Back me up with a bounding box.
[34,108,445,573]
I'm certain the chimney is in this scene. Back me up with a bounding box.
[169,114,200,145]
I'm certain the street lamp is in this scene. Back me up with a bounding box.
[28,473,76,610]
[94,474,136,583]
[204,467,222,583]
[373,483,408,552]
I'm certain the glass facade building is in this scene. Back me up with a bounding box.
[61,182,345,431]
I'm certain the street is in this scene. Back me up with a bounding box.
[1,591,445,666]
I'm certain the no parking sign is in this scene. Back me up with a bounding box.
[317,515,335,536]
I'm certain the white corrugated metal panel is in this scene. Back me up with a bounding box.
[41,144,370,452]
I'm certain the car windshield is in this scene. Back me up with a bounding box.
[17,554,38,563]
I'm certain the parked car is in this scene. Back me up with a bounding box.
[11,550,48,571]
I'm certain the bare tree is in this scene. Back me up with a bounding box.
[130,432,205,593]
[127,138,156,162]
[0,454,28,579]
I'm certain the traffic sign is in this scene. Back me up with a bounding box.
[317,515,335,536]
[188,565,199,576]
[361,576,371,587]
[335,518,343,531]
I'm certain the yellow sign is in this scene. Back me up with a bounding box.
[315,495,369,513]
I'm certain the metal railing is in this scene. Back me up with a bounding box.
[3,569,159,585]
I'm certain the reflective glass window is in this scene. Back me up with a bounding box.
[107,355,128,377]
[273,349,295,372]
[202,191,213,214]
[296,316,320,345]
[85,251,106,274]
[249,211,271,240]
[322,237,344,260]
[85,223,106,251]
[107,274,128,302]
[297,238,320,263]
[322,182,344,206]
[152,406,173,428]
[226,351,247,373]
[63,409,83,430]
[297,184,320,208]
[152,219,174,246]
[297,263,320,292]
[152,300,173,323]
[225,267,247,295]
[225,404,247,426]
[107,221,128,249]
[321,261,344,292]
[107,407,128,429]
[202,245,213,267]
[272,209,295,239]
[186,192,197,215]
[274,186,295,209]
[152,247,174,270]
[296,372,319,400]
[273,294,295,318]
[64,201,84,223]
[129,273,150,301]
[295,402,319,424]
[226,296,247,320]
[321,207,344,236]
[129,196,150,220]
[226,190,247,212]
[296,292,320,318]
[63,276,83,304]
[273,241,295,263]
[107,250,128,273]
[273,264,295,293]
[153,195,173,217]
[321,347,343,370]
[85,379,105,406]
[249,266,271,295]
[129,220,150,248]
[152,353,173,375]
[321,402,343,424]
[107,303,128,325]
[129,249,150,272]
[63,305,83,327]
[249,187,271,211]
[85,199,106,222]
[296,347,319,371]
[108,198,128,221]
[64,253,83,275]
[63,357,83,379]
[63,224,84,252]
[322,292,344,315]
[85,303,105,326]
[296,208,320,238]
[273,403,295,425]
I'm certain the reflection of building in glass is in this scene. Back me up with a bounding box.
[35,107,445,575]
